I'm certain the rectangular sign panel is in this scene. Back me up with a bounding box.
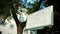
[26,5,53,30]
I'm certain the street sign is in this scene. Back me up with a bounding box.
[26,5,53,30]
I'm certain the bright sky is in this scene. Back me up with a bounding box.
[19,0,40,8]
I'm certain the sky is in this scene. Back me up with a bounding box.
[19,0,47,9]
[19,0,40,8]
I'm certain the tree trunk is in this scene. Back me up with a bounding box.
[11,7,24,34]
[17,22,23,34]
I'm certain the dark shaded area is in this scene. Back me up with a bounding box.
[0,31,2,34]
[26,1,41,14]
[37,0,60,34]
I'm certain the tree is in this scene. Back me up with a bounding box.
[0,0,26,34]
[0,0,43,34]
[19,0,40,14]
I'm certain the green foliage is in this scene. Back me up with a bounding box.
[0,0,19,20]
[26,1,41,14]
